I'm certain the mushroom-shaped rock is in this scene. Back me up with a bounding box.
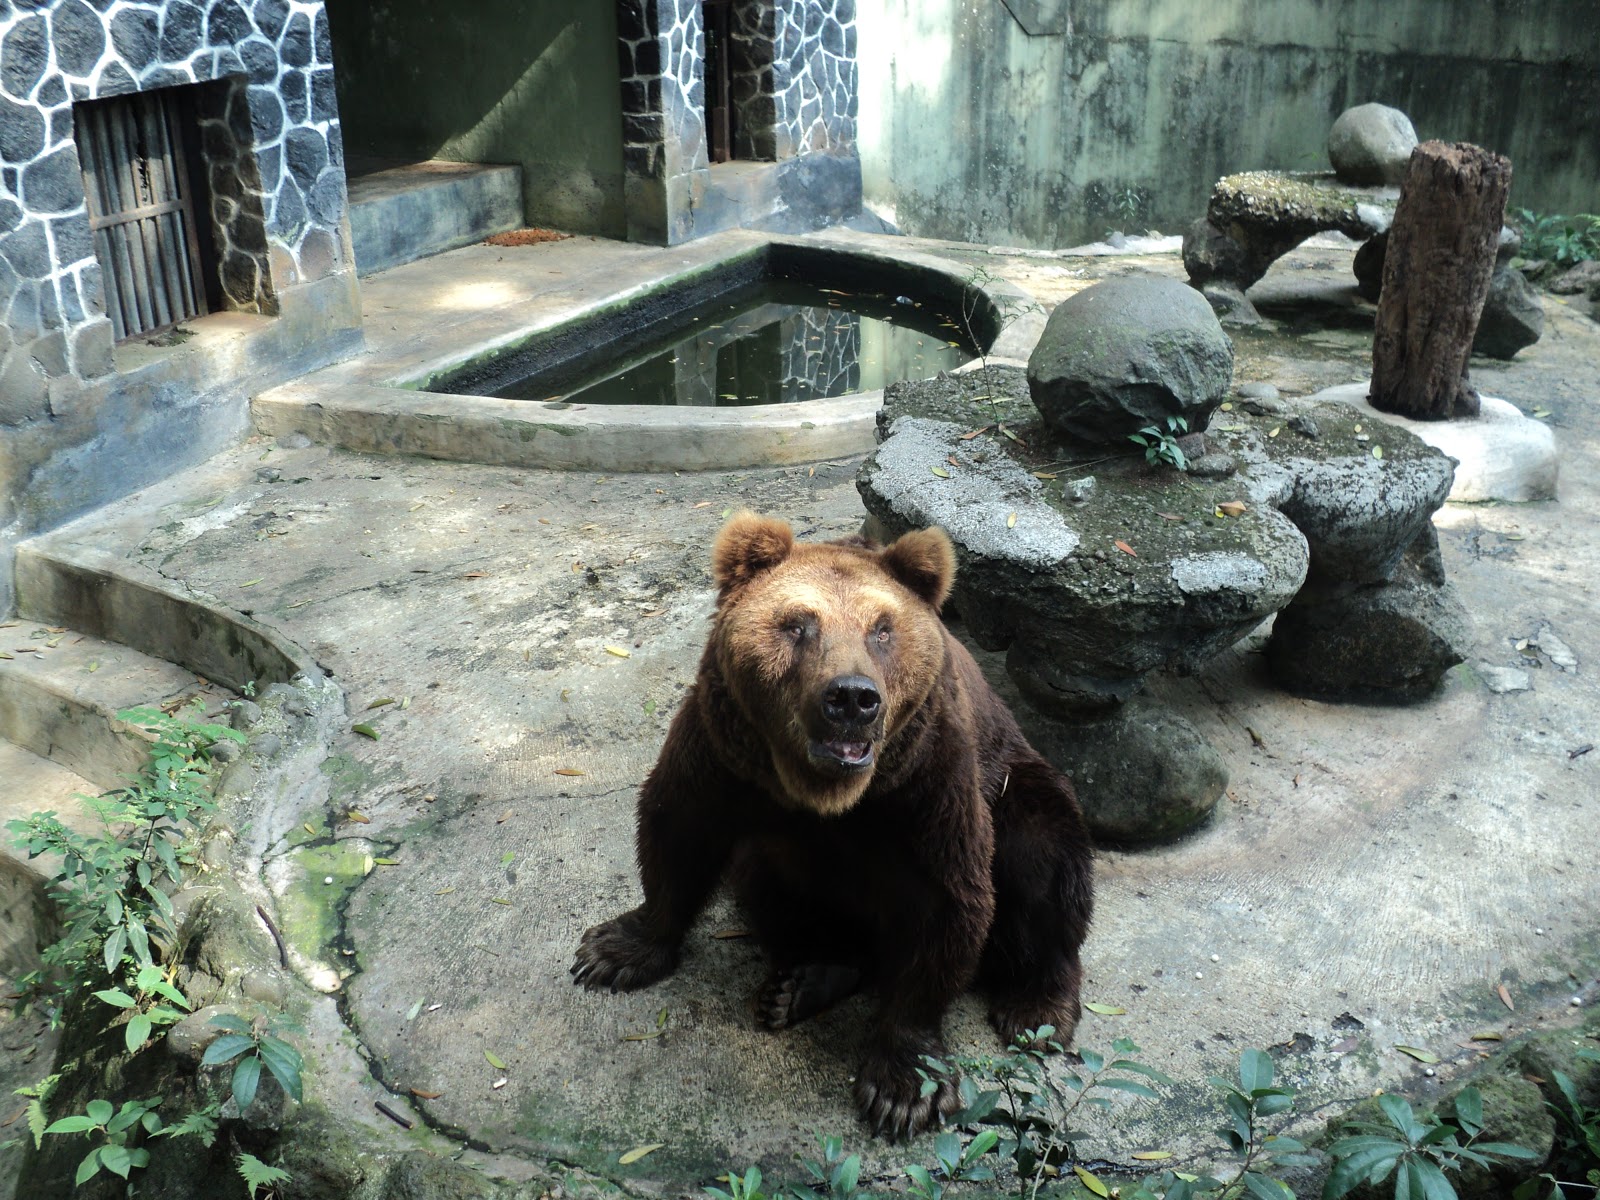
[1026,275,1234,447]
[1328,103,1418,186]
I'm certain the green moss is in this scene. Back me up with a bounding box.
[275,843,375,956]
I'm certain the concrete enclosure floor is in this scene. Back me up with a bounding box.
[8,231,1600,1192]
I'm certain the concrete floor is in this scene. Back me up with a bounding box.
[11,232,1600,1192]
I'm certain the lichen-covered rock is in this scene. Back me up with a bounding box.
[1441,1074,1555,1199]
[1328,103,1418,186]
[1026,274,1235,446]
[862,370,1308,711]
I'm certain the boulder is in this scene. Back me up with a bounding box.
[1266,529,1471,703]
[1018,696,1227,845]
[1328,103,1418,186]
[1546,259,1600,295]
[1027,274,1235,446]
[1474,266,1544,359]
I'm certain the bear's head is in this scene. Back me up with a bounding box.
[709,512,957,817]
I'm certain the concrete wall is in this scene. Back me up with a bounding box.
[324,0,626,237]
[858,0,1600,248]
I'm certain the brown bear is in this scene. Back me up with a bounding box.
[571,513,1093,1140]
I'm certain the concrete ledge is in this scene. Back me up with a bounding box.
[0,625,200,790]
[348,160,524,277]
[14,542,320,692]
[1312,382,1560,503]
[255,381,882,472]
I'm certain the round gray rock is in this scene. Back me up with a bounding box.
[1328,103,1417,186]
[1027,274,1235,446]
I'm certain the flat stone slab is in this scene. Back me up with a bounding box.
[1312,382,1560,502]
[347,159,524,277]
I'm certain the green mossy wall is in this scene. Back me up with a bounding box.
[858,0,1600,248]
[324,0,626,238]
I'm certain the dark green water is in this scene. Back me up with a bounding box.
[491,280,977,406]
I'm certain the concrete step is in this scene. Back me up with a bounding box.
[13,537,316,694]
[0,620,208,792]
[0,741,97,980]
[346,158,523,278]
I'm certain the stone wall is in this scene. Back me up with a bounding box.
[858,0,1600,248]
[0,0,362,613]
[619,0,860,244]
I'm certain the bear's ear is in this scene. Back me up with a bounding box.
[880,526,956,610]
[711,512,795,596]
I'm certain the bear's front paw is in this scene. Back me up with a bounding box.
[570,908,679,992]
[853,1038,959,1142]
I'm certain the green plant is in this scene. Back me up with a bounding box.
[1129,415,1191,471]
[705,1165,773,1200]
[793,1133,867,1200]
[1323,1087,1540,1200]
[8,701,244,1010]
[1514,209,1600,267]
[934,1028,1174,1199]
[1517,1045,1600,1199]
[238,1151,293,1199]
[957,266,1043,415]
[94,962,193,1053]
[202,1013,306,1110]
[36,1094,217,1189]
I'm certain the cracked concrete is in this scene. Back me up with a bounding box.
[6,232,1600,1195]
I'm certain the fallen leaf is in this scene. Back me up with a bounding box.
[931,466,950,478]
[460,571,489,579]
[1084,1002,1126,1015]
[302,822,316,836]
[604,645,632,658]
[352,723,379,740]
[621,1029,665,1042]
[1219,402,1233,411]
[374,857,400,866]
[1156,512,1183,520]
[410,1088,443,1099]
[406,1000,424,1020]
[1031,471,1057,480]
[433,886,455,896]
[490,897,512,906]
[491,1078,507,1089]
[346,810,370,824]
[619,1145,665,1166]
[1247,727,1267,750]
[87,660,100,672]
[711,928,751,940]
[1372,445,1384,460]
[1268,426,1281,438]
[1497,983,1515,1011]
[240,578,262,588]
[554,768,585,777]
[367,697,396,709]
[960,425,993,440]
[998,424,1026,446]
[1131,1151,1172,1161]
[1216,500,1249,517]
[497,808,515,822]
[692,501,712,509]
[1113,540,1136,557]
[1074,1166,1111,1197]
[1395,1044,1439,1064]
[500,851,515,867]
[0,653,11,661]
[1469,1031,1503,1042]
[1007,512,1018,529]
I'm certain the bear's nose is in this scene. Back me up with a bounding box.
[822,675,881,725]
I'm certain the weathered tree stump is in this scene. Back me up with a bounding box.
[1370,141,1511,420]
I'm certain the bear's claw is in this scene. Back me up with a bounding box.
[754,963,862,1030]
[853,1041,959,1142]
[988,998,1080,1051]
[570,909,678,992]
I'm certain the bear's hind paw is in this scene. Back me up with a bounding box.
[754,963,862,1030]
[853,1043,958,1142]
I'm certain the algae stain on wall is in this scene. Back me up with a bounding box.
[858,0,1600,249]
[325,0,626,237]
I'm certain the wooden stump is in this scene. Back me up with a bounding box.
[1370,141,1511,420]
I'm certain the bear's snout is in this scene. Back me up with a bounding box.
[821,675,881,727]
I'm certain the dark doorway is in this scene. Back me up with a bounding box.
[73,86,218,342]
[704,0,734,163]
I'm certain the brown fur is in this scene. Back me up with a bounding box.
[572,514,1093,1140]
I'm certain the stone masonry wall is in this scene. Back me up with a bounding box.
[732,0,855,161]
[0,0,351,405]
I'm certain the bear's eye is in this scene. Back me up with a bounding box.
[781,618,808,642]
[872,624,892,646]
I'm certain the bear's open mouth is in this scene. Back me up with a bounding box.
[810,739,875,771]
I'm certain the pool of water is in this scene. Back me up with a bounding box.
[487,279,976,406]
